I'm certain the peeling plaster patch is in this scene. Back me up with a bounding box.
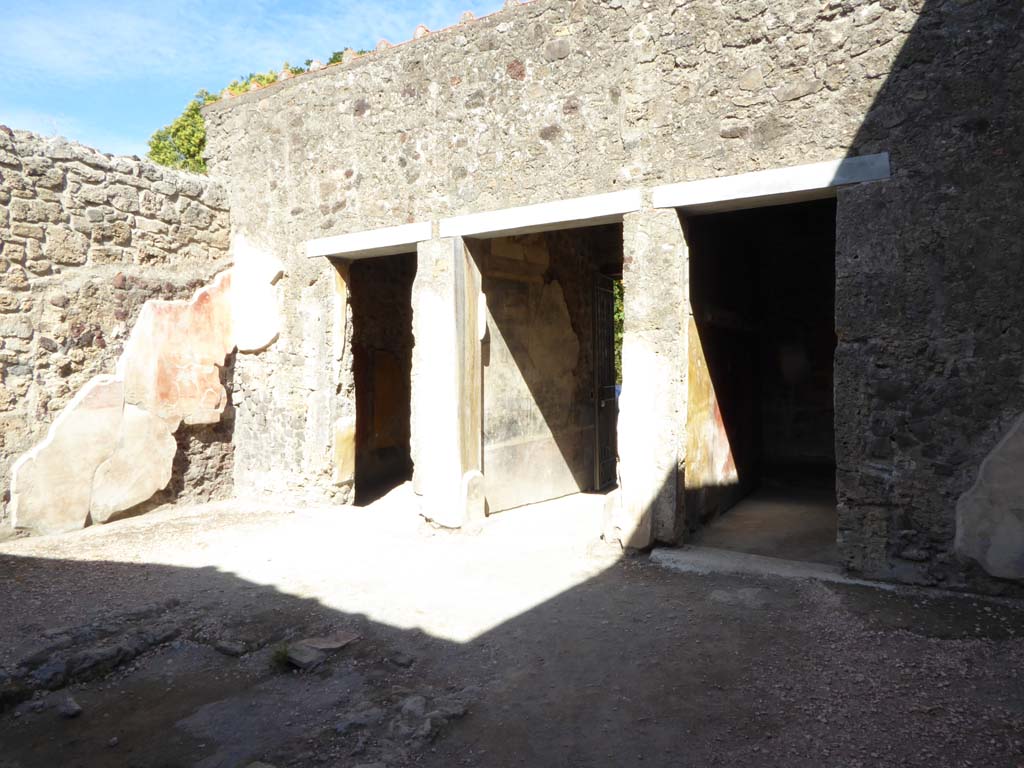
[955,414,1024,580]
[118,272,234,431]
[333,415,356,485]
[90,404,177,523]
[232,233,285,354]
[9,236,284,535]
[10,377,125,534]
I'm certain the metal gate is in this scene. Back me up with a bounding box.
[593,273,619,490]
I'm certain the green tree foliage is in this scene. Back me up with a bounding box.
[146,90,219,173]
[224,70,279,95]
[148,52,369,174]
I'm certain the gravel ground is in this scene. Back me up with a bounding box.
[0,488,1021,767]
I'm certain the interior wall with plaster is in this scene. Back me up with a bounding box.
[468,226,621,513]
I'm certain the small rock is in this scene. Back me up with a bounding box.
[107,736,119,747]
[415,716,443,740]
[719,123,751,139]
[349,733,368,755]
[543,38,571,61]
[286,642,326,670]
[899,546,930,562]
[400,695,427,718]
[57,695,82,719]
[389,651,414,668]
[336,706,384,735]
[214,639,247,657]
[299,630,360,652]
[31,659,68,690]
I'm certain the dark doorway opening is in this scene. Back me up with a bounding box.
[349,252,416,506]
[594,272,621,492]
[683,198,837,564]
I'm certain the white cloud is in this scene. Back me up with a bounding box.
[5,0,501,85]
[0,107,79,139]
[0,107,147,157]
[0,0,502,156]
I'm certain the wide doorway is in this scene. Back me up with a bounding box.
[349,252,416,505]
[466,225,623,514]
[683,199,837,563]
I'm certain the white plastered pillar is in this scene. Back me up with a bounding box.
[610,209,688,548]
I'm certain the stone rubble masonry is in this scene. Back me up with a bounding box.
[9,239,283,534]
[204,0,1024,591]
[0,126,254,532]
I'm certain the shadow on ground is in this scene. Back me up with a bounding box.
[0,499,1022,768]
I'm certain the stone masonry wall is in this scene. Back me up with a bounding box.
[204,0,1024,590]
[0,128,232,529]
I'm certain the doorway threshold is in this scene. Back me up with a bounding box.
[650,546,895,590]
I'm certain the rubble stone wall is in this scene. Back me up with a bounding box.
[204,0,1024,590]
[0,128,233,528]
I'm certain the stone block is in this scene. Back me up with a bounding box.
[543,38,571,61]
[89,246,127,264]
[2,266,29,291]
[0,315,32,340]
[11,222,43,240]
[0,294,20,313]
[45,225,89,265]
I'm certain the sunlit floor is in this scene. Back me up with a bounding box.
[0,485,616,646]
[2,487,1023,768]
[691,480,838,565]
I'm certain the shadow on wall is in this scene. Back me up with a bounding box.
[826,0,1024,582]
[682,201,837,534]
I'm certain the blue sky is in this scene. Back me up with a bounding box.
[0,0,504,157]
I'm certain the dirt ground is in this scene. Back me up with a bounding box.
[1,487,1022,768]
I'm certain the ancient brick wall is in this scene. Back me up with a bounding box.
[204,0,1024,589]
[0,128,233,529]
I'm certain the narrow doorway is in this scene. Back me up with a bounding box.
[594,272,621,491]
[349,252,416,505]
[683,199,837,563]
